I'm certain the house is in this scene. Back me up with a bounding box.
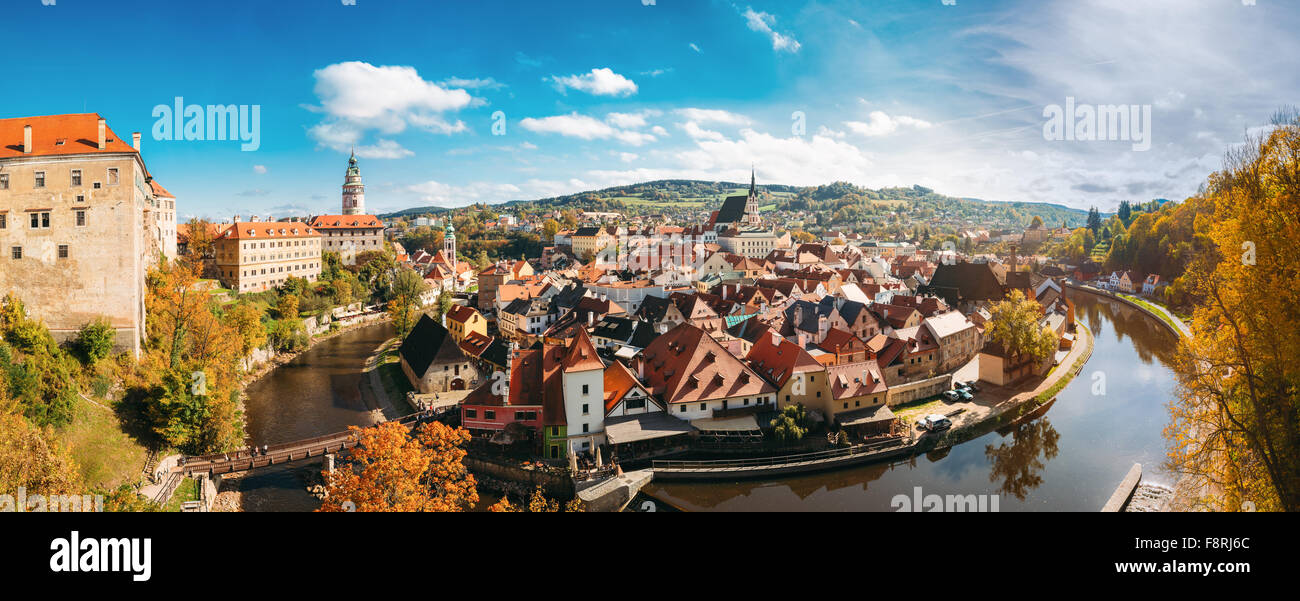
[745,330,830,415]
[1142,274,1165,295]
[444,304,487,344]
[817,328,869,365]
[921,310,982,373]
[634,323,777,424]
[460,345,544,442]
[825,361,893,432]
[398,314,483,393]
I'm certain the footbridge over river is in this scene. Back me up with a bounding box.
[174,409,441,478]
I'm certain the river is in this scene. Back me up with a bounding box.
[240,291,1180,512]
[643,289,1182,511]
[238,322,394,512]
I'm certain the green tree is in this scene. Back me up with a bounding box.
[770,404,810,442]
[985,290,1057,365]
[73,318,116,365]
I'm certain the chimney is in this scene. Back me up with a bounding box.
[22,125,31,154]
[132,132,141,151]
[1010,244,1017,273]
[251,215,260,223]
[234,214,241,223]
[97,119,107,150]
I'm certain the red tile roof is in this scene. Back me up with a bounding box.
[561,328,604,373]
[218,222,320,240]
[150,180,175,198]
[0,113,138,159]
[445,304,479,325]
[745,330,823,388]
[638,323,775,405]
[308,214,382,229]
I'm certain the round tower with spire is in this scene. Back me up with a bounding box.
[443,220,457,265]
[342,150,365,215]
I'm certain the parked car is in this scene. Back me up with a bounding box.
[961,381,981,393]
[955,388,974,402]
[917,414,952,432]
[941,390,961,402]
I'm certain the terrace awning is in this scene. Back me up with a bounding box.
[691,414,760,432]
[835,404,896,427]
[605,412,696,445]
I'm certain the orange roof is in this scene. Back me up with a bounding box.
[638,323,775,405]
[827,361,889,400]
[745,331,823,388]
[603,360,645,413]
[308,214,383,229]
[150,180,175,198]
[818,328,865,355]
[176,222,229,243]
[218,222,320,240]
[445,304,479,324]
[0,113,138,160]
[561,329,604,373]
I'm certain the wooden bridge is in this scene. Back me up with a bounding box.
[174,409,441,477]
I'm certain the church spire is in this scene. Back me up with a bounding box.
[749,165,756,197]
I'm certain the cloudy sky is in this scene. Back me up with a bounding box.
[9,0,1299,219]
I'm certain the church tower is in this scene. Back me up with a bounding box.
[342,150,365,215]
[443,220,457,264]
[745,167,761,226]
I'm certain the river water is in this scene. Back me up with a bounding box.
[238,322,394,512]
[643,290,1182,511]
[241,291,1180,512]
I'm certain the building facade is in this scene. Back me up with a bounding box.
[214,220,322,293]
[307,213,383,265]
[341,151,365,215]
[0,113,161,355]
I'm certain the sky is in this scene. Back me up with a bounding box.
[7,0,1299,220]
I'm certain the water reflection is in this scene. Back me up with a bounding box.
[985,418,1061,501]
[646,290,1181,511]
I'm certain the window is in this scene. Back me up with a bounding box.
[581,423,588,433]
[464,409,477,419]
[680,405,687,413]
[107,168,119,185]
[700,403,706,411]
[0,174,7,189]
[581,403,589,415]
[582,384,589,395]
[93,182,101,189]
[11,247,21,259]
[76,194,85,203]
[57,245,68,259]
[75,211,86,227]
[30,212,50,229]
[71,169,82,186]
[34,172,45,188]
[551,426,559,436]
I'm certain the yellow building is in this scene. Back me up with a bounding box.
[214,220,322,293]
[445,304,487,343]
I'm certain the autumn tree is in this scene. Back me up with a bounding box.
[318,421,479,512]
[0,376,81,498]
[1167,112,1300,511]
[225,302,266,363]
[182,217,216,261]
[388,294,419,339]
[276,293,300,320]
[985,290,1057,365]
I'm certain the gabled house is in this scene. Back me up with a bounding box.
[398,314,483,393]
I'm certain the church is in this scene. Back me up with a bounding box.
[712,169,779,259]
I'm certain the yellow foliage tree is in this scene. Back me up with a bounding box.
[1167,116,1300,511]
[318,421,478,512]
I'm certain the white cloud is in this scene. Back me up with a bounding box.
[356,139,414,159]
[616,152,639,163]
[742,8,801,53]
[689,43,702,53]
[844,111,933,137]
[252,165,268,174]
[674,108,750,125]
[549,67,638,96]
[440,76,505,90]
[519,113,657,146]
[605,110,662,129]
[680,121,726,142]
[306,61,476,156]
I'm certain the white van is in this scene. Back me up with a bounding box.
[917,414,952,432]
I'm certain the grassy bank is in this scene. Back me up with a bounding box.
[60,395,150,490]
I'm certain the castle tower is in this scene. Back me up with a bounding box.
[443,221,457,264]
[745,167,761,226]
[342,150,365,215]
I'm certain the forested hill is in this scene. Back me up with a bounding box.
[382,179,1102,228]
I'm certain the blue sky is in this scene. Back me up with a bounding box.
[8,0,1299,219]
